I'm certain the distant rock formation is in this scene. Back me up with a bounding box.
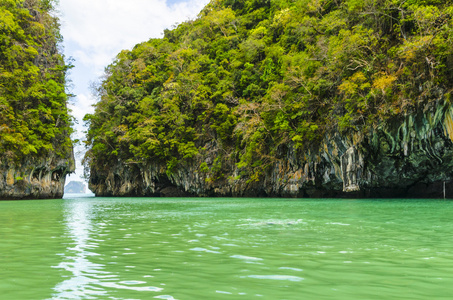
[65,181,87,194]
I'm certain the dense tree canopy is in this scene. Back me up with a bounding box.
[84,0,453,182]
[0,0,73,162]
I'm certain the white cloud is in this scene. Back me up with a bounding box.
[58,0,210,184]
[68,93,95,137]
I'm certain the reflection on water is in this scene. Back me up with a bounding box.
[52,198,164,299]
[1,198,453,299]
[52,200,109,298]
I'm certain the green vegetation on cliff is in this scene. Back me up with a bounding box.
[0,0,73,161]
[84,0,453,184]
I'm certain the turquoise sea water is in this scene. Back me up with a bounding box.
[1,195,453,299]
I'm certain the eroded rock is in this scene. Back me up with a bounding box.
[88,100,453,199]
[0,152,75,200]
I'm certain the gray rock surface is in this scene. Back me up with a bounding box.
[0,151,75,200]
[88,99,453,198]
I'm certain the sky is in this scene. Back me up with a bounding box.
[58,0,210,186]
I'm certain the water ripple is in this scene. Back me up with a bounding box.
[230,255,263,261]
[241,275,305,282]
[279,267,303,272]
[190,247,221,254]
[101,282,163,292]
[154,295,177,300]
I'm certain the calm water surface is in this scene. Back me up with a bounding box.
[0,196,452,299]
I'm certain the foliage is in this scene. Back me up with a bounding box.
[84,0,453,181]
[0,0,73,161]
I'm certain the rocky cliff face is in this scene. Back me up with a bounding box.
[88,97,453,199]
[83,0,453,199]
[0,1,75,200]
[0,152,75,200]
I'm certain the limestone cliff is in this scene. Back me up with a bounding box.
[84,0,453,198]
[65,181,87,194]
[0,152,75,200]
[88,98,453,199]
[0,1,75,200]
